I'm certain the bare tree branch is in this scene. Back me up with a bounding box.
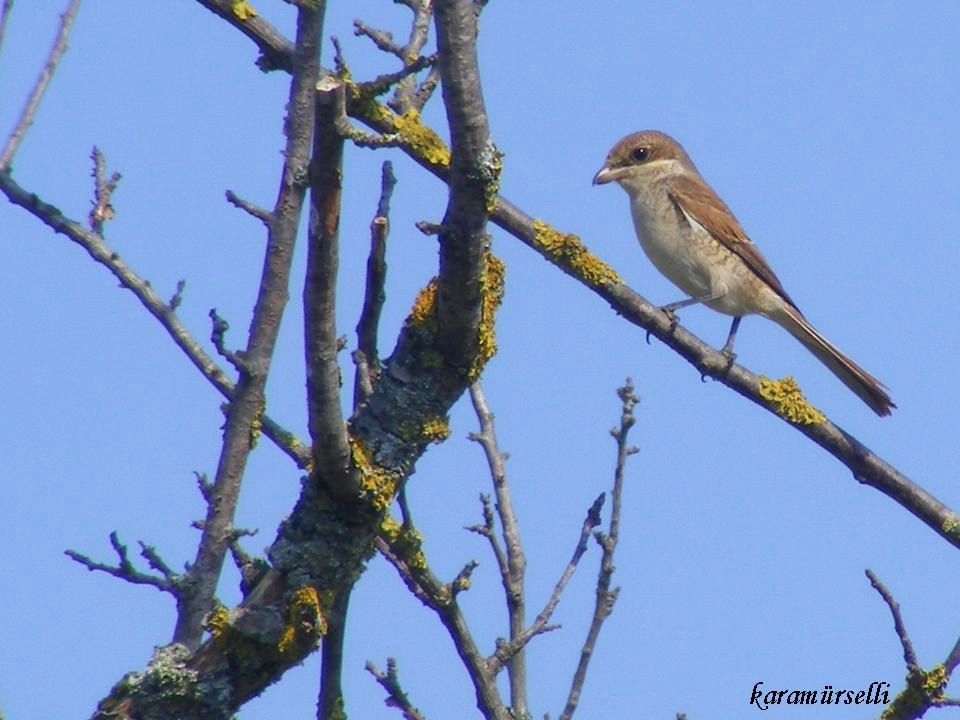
[468,383,528,715]
[193,0,295,72]
[65,531,180,595]
[559,379,638,720]
[366,658,427,720]
[866,569,960,719]
[319,588,352,720]
[866,568,919,668]
[345,93,960,551]
[88,146,121,234]
[0,169,309,469]
[0,0,14,60]
[226,188,273,226]
[174,3,327,649]
[0,0,80,171]
[354,161,395,406]
[488,494,603,677]
[304,76,354,500]
[433,0,497,373]
[375,527,505,719]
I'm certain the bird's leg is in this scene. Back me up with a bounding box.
[660,296,701,330]
[720,316,742,363]
[659,293,722,330]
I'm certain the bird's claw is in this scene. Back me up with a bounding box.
[659,306,680,332]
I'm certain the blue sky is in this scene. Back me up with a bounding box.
[2,2,959,718]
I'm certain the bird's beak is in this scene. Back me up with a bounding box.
[592,166,618,185]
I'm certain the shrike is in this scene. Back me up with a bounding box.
[593,130,894,416]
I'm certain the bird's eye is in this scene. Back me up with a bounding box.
[632,147,649,162]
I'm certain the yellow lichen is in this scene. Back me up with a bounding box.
[349,435,398,512]
[249,408,263,449]
[278,586,325,656]
[758,377,826,425]
[453,575,471,592]
[379,516,426,571]
[407,279,438,329]
[231,0,257,20]
[343,80,451,168]
[399,416,452,445]
[421,417,452,443]
[469,250,506,380]
[393,109,451,168]
[532,220,621,287]
[923,665,947,695]
[942,514,960,537]
[881,665,947,720]
[206,603,231,648]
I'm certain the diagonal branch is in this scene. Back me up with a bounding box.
[0,169,309,470]
[0,0,80,171]
[366,658,427,720]
[173,3,327,650]
[65,531,180,594]
[193,0,295,72]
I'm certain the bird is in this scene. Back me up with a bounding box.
[592,130,894,416]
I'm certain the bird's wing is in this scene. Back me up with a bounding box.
[667,173,799,311]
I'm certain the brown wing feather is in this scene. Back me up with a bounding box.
[667,174,799,311]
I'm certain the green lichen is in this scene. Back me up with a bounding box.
[532,219,621,287]
[757,376,826,425]
[942,514,960,538]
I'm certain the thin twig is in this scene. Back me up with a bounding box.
[353,20,404,56]
[945,636,960,676]
[865,569,960,718]
[65,531,180,594]
[376,519,504,719]
[0,0,81,171]
[0,171,309,469]
[354,161,394,406]
[488,493,603,677]
[226,189,273,227]
[866,568,919,668]
[0,0,14,60]
[468,383,528,715]
[559,379,639,720]
[88,146,121,234]
[366,658,427,720]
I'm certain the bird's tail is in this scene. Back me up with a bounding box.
[771,305,895,417]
